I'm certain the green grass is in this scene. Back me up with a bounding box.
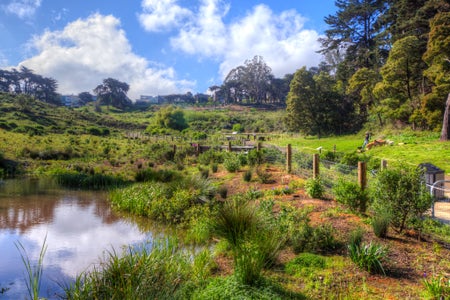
[272,131,450,174]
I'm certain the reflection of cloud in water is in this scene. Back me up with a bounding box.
[25,202,151,278]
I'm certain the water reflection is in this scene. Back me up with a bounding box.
[0,179,154,299]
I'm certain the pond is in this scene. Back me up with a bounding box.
[0,178,157,299]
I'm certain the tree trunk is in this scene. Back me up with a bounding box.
[440,93,450,141]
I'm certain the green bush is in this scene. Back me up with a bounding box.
[198,149,224,165]
[223,153,241,173]
[332,178,369,213]
[340,152,359,166]
[256,167,273,184]
[305,177,325,199]
[370,165,433,233]
[290,222,337,254]
[247,150,263,167]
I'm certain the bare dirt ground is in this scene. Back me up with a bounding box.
[211,166,450,299]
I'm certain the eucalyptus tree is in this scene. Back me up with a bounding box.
[223,56,273,104]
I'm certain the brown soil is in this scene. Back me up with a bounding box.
[210,166,450,299]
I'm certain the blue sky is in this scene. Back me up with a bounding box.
[0,0,337,99]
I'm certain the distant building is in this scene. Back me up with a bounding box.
[139,95,160,104]
[61,95,81,107]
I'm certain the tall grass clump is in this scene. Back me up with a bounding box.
[110,175,217,224]
[64,238,214,300]
[211,196,285,285]
[15,235,47,300]
[347,229,387,275]
[51,169,127,190]
[371,211,391,238]
[422,273,450,300]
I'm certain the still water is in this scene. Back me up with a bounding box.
[0,178,155,299]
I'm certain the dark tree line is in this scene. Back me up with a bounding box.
[285,0,450,135]
[0,66,59,104]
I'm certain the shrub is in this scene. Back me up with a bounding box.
[290,222,337,254]
[211,163,218,173]
[223,153,241,173]
[305,177,325,199]
[370,165,433,233]
[332,178,369,213]
[243,170,252,182]
[340,152,359,166]
[198,149,223,165]
[247,150,263,167]
[256,167,273,184]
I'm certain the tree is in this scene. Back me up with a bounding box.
[319,0,388,72]
[347,67,382,125]
[373,36,427,126]
[223,56,273,104]
[94,78,131,109]
[422,12,450,131]
[78,92,94,104]
[285,67,352,136]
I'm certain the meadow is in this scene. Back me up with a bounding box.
[0,98,449,299]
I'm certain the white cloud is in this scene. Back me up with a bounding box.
[2,0,41,19]
[17,13,193,98]
[138,0,192,32]
[169,1,323,79]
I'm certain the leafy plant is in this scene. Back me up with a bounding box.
[305,177,325,199]
[333,178,369,213]
[348,241,387,275]
[223,153,241,172]
[285,253,326,276]
[370,165,433,233]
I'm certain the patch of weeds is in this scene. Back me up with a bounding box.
[422,273,450,300]
[285,253,326,277]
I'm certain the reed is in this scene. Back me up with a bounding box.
[15,235,47,300]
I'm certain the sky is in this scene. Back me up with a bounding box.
[0,0,337,100]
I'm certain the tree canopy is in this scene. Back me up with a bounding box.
[94,78,131,109]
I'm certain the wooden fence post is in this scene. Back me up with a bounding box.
[173,144,176,155]
[228,141,232,152]
[286,144,292,174]
[358,161,367,190]
[313,154,320,179]
[257,142,262,151]
[381,159,387,170]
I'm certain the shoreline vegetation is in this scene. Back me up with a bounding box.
[1,99,449,299]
